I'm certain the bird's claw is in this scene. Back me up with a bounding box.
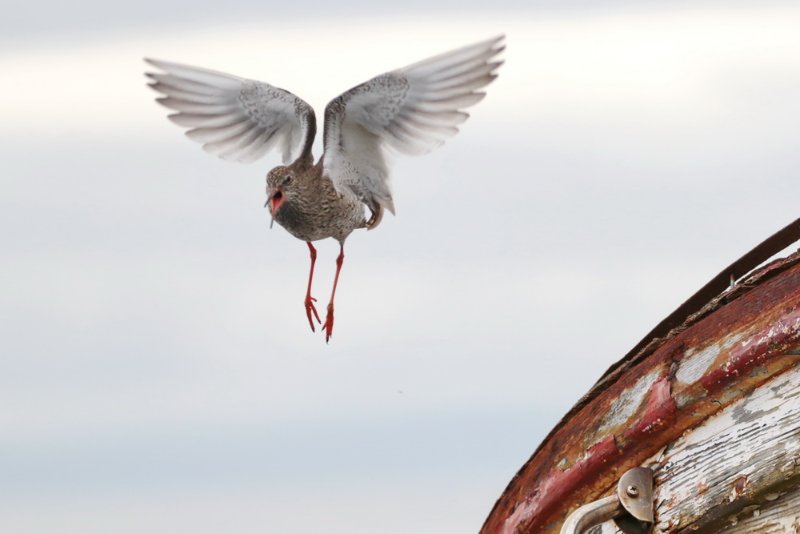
[305,296,321,332]
[323,303,335,343]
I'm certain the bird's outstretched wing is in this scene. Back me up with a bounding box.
[145,59,316,164]
[321,35,504,222]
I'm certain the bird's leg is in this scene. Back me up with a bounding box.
[322,244,345,343]
[304,241,321,331]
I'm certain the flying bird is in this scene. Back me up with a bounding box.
[145,36,504,342]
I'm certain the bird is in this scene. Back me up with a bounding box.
[145,35,504,342]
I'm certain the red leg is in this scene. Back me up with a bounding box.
[304,241,321,332]
[322,244,345,343]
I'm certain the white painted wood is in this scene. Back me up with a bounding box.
[652,363,800,532]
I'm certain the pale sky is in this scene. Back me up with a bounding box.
[2,2,799,533]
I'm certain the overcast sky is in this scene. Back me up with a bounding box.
[2,2,799,533]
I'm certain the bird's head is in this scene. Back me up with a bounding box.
[265,166,296,216]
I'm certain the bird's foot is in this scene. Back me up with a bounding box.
[323,303,335,343]
[305,295,321,332]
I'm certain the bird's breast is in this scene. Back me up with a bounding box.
[273,193,365,243]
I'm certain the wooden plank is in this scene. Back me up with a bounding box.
[653,364,800,532]
[719,486,800,533]
[593,485,800,533]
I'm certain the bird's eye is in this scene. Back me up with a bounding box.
[284,175,293,184]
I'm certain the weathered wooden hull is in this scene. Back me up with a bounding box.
[481,220,800,534]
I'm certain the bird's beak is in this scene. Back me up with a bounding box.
[266,187,284,229]
[266,187,276,212]
[264,191,273,228]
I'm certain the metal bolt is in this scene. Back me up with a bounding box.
[626,485,639,498]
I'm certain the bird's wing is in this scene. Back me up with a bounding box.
[321,35,504,215]
[145,59,316,164]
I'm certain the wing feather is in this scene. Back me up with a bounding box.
[168,113,242,128]
[185,119,251,143]
[217,128,268,160]
[145,59,317,165]
[238,129,284,163]
[156,97,240,114]
[146,72,229,96]
[321,36,504,221]
[427,72,498,93]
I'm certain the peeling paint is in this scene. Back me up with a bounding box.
[676,331,746,385]
[721,486,800,533]
[596,369,661,435]
[653,366,800,531]
[701,308,800,393]
[622,377,676,442]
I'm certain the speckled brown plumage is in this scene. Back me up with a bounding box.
[266,160,367,245]
[145,36,504,342]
